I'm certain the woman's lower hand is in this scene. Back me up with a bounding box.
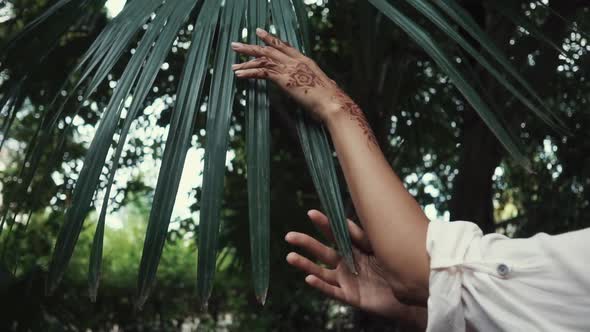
[285,210,427,328]
[231,28,346,123]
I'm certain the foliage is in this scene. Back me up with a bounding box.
[1,0,590,330]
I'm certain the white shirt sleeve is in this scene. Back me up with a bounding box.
[425,220,590,332]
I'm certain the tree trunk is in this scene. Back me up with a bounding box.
[449,108,502,234]
[448,1,504,234]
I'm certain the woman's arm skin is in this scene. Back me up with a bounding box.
[286,209,427,329]
[232,29,430,304]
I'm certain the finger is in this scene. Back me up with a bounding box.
[305,275,348,304]
[232,58,265,71]
[286,252,338,286]
[232,57,281,71]
[307,210,335,242]
[255,28,303,58]
[231,42,290,62]
[285,231,340,267]
[234,68,278,80]
[307,210,372,253]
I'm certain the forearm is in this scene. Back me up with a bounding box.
[323,102,430,303]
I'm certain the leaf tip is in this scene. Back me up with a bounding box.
[45,271,62,296]
[344,255,358,276]
[256,289,268,306]
[89,284,99,303]
[135,292,149,311]
[198,299,209,313]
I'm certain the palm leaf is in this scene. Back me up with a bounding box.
[246,0,270,306]
[196,0,246,309]
[47,0,188,294]
[270,0,356,273]
[432,0,567,131]
[487,1,565,56]
[0,80,25,151]
[534,1,590,42]
[4,0,564,305]
[136,0,222,309]
[0,0,103,57]
[407,0,566,133]
[13,0,163,224]
[89,0,198,302]
[292,0,311,52]
[87,206,105,302]
[370,0,531,170]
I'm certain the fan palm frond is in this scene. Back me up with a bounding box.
[0,0,566,306]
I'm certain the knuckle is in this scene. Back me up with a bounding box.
[257,68,270,78]
[254,45,266,55]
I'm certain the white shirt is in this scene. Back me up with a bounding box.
[426,220,590,331]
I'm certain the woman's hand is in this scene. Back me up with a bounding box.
[232,28,352,123]
[285,210,427,328]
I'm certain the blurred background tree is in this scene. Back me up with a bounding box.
[0,0,589,331]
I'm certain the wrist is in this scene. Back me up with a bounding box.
[314,100,344,127]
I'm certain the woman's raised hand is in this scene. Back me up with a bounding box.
[232,28,347,123]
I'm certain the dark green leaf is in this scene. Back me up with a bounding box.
[270,0,356,273]
[487,1,565,56]
[47,0,185,294]
[433,0,567,132]
[246,0,270,305]
[89,0,198,302]
[136,0,222,308]
[370,0,531,170]
[196,0,246,309]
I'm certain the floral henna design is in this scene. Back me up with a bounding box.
[248,57,284,77]
[286,63,326,94]
[334,90,379,147]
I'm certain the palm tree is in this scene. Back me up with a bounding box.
[0,0,567,310]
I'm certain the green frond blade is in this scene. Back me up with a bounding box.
[136,0,222,308]
[13,0,164,217]
[196,0,246,310]
[246,0,270,306]
[88,207,105,302]
[432,0,567,132]
[0,0,104,56]
[0,81,25,151]
[47,0,185,294]
[292,0,311,52]
[270,0,356,274]
[89,0,197,302]
[487,1,565,56]
[370,0,531,170]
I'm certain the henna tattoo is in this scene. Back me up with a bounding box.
[286,63,325,94]
[334,90,379,147]
[268,33,292,48]
[253,57,284,77]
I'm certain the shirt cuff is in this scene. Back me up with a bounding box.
[425,220,483,332]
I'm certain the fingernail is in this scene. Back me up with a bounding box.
[231,42,242,49]
[231,64,239,70]
[256,28,266,36]
[234,70,243,76]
